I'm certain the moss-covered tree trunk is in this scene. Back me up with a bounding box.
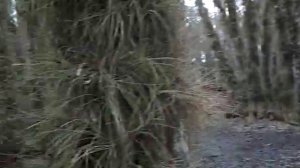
[0,0,21,153]
[0,0,13,126]
[260,0,272,108]
[294,53,300,118]
[224,0,246,79]
[214,0,247,102]
[289,1,300,119]
[242,0,263,115]
[196,0,236,88]
[0,0,11,117]
[16,2,31,60]
[272,0,295,118]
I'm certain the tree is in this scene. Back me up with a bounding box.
[242,0,263,114]
[224,0,245,74]
[271,0,295,117]
[290,1,300,118]
[260,0,272,106]
[0,0,21,154]
[196,0,236,88]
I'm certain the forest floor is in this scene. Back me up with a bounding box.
[189,110,300,168]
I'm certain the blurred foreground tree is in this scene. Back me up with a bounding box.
[7,0,191,167]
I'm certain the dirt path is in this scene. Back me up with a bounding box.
[189,113,300,168]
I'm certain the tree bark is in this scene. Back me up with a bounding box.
[16,4,32,78]
[243,0,263,105]
[225,0,245,73]
[290,1,300,116]
[274,0,295,110]
[0,0,9,54]
[196,0,236,88]
[0,0,14,109]
[260,0,272,105]
[0,0,18,145]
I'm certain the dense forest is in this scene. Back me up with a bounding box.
[185,0,300,123]
[0,0,300,167]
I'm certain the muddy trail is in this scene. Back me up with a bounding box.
[189,112,300,168]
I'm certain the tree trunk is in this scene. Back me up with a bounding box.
[294,55,300,116]
[196,0,236,88]
[225,0,245,73]
[274,1,295,112]
[290,1,300,117]
[243,0,263,107]
[260,0,272,104]
[0,0,19,146]
[16,5,32,78]
[0,0,14,111]
[0,0,9,54]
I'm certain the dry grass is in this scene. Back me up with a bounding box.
[15,0,196,168]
